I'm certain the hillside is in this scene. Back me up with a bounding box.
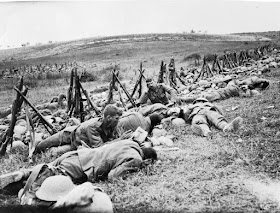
[0,33,272,71]
[234,31,280,40]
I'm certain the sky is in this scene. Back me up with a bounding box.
[0,0,280,48]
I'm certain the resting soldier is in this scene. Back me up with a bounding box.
[137,78,177,106]
[34,104,123,154]
[0,139,158,205]
[181,98,243,137]
[117,112,163,134]
[237,76,269,90]
[200,79,258,102]
[179,76,268,103]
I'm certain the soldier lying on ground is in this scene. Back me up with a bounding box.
[34,104,123,154]
[179,76,269,103]
[36,94,67,112]
[180,97,243,137]
[137,103,168,117]
[117,111,163,134]
[238,75,269,90]
[0,139,157,206]
[17,175,114,213]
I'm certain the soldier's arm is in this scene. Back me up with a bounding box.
[161,84,177,102]
[108,158,142,181]
[137,91,149,105]
[86,127,104,148]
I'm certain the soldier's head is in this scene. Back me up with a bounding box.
[141,147,157,161]
[148,113,163,129]
[103,104,123,129]
[146,78,156,89]
[170,57,175,63]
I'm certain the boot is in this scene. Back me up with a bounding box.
[223,117,243,133]
[0,170,31,189]
[191,124,212,137]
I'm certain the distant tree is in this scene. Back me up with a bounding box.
[49,40,52,43]
[190,29,195,34]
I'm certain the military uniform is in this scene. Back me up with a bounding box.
[202,81,245,102]
[35,117,116,153]
[239,76,269,90]
[50,140,144,182]
[138,83,176,105]
[182,98,242,137]
[168,61,176,87]
[0,140,146,200]
[138,103,168,117]
[201,78,266,102]
[117,112,151,133]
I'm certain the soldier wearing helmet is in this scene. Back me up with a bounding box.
[181,98,243,137]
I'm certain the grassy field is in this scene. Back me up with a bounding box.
[0,33,273,106]
[1,33,280,212]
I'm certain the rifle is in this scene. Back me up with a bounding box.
[14,87,57,135]
[66,68,74,113]
[0,77,25,156]
[112,70,136,108]
[79,81,101,116]
[131,62,145,98]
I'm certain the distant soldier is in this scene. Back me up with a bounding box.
[168,57,176,87]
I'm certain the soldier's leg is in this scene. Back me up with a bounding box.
[0,150,77,190]
[35,127,73,153]
[204,109,227,130]
[34,132,62,153]
[0,169,32,190]
[201,91,222,102]
[48,145,73,157]
[205,109,243,132]
[191,114,211,137]
[50,151,87,184]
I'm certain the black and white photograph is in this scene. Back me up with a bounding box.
[0,0,280,212]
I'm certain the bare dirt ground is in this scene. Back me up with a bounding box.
[0,33,280,212]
